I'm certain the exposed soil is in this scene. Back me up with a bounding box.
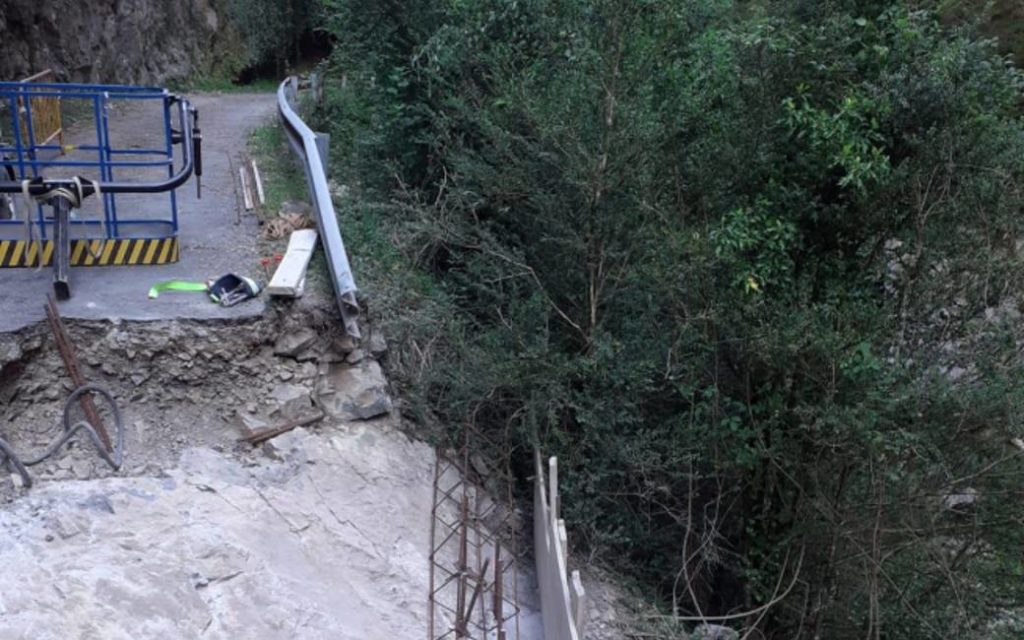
[0,291,544,638]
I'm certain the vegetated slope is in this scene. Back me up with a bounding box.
[314,1,1024,638]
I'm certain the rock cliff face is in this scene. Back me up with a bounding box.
[0,0,237,84]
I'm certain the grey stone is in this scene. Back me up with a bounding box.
[368,331,388,357]
[280,200,314,217]
[0,429,547,639]
[269,384,313,420]
[331,335,358,355]
[260,428,311,462]
[345,349,365,365]
[0,335,22,369]
[941,487,979,510]
[694,624,739,640]
[274,328,317,358]
[295,347,320,363]
[237,413,268,435]
[73,459,93,480]
[47,513,85,540]
[297,362,318,381]
[319,361,393,421]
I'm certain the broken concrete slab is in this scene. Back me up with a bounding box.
[0,426,537,640]
[319,360,393,421]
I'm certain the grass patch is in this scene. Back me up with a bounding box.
[247,118,333,290]
[171,75,281,94]
[249,121,308,221]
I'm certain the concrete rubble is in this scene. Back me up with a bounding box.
[0,313,545,639]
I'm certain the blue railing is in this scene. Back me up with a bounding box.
[0,81,198,240]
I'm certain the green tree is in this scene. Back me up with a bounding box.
[228,0,319,74]
[320,1,1024,637]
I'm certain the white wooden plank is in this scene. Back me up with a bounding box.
[239,166,254,210]
[557,518,568,561]
[549,456,559,522]
[267,229,319,297]
[251,160,266,206]
[570,570,587,635]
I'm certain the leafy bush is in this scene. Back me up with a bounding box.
[320,1,1024,637]
[227,0,320,73]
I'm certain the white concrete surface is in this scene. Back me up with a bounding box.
[0,423,497,639]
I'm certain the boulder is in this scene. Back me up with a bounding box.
[269,384,313,420]
[319,361,392,421]
[274,328,317,359]
[367,330,388,358]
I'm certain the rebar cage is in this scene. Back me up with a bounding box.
[0,77,199,268]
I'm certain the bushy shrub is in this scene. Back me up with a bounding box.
[227,0,319,73]
[321,1,1024,637]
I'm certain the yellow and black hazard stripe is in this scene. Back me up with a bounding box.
[0,237,179,268]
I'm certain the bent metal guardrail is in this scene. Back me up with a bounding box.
[277,77,360,339]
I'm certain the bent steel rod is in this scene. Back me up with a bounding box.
[44,295,113,452]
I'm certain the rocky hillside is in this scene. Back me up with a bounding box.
[0,0,239,84]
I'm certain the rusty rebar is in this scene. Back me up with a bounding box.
[494,542,504,638]
[429,425,523,640]
[44,295,112,452]
[456,493,470,638]
[238,411,324,445]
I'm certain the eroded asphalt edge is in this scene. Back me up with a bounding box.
[0,92,275,332]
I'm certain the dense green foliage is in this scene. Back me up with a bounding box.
[320,1,1024,637]
[227,0,320,72]
[943,0,1024,66]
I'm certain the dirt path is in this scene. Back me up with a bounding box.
[0,92,276,332]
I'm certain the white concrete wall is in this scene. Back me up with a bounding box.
[534,450,587,640]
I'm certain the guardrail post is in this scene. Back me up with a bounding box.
[314,133,330,174]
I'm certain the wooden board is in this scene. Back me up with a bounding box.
[239,166,254,210]
[251,160,266,207]
[267,229,318,297]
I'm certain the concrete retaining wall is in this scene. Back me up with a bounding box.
[534,450,587,640]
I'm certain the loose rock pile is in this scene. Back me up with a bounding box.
[0,305,394,498]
